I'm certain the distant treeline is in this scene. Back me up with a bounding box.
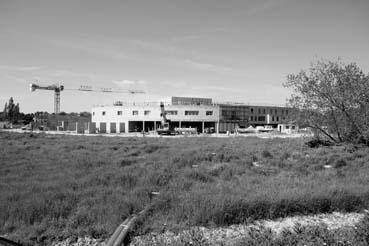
[0,97,91,124]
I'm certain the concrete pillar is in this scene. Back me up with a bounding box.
[179,121,181,128]
[216,121,219,135]
[125,121,129,133]
[154,121,157,131]
[107,122,111,133]
[202,121,205,133]
[143,121,145,132]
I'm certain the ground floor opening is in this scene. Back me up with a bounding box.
[125,120,217,133]
[128,121,144,132]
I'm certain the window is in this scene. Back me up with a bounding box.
[272,116,275,121]
[251,108,254,113]
[185,110,199,116]
[132,110,138,115]
[250,116,253,121]
[102,111,106,116]
[144,110,151,115]
[117,111,122,116]
[258,108,261,114]
[275,109,277,114]
[286,125,290,129]
[286,110,289,115]
[276,116,279,121]
[258,116,266,121]
[292,126,296,130]
[165,110,178,115]
[206,111,213,116]
[93,112,95,116]
[263,109,265,114]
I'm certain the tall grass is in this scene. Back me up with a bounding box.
[1,132,369,245]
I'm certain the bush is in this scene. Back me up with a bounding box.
[261,149,273,158]
[334,158,348,168]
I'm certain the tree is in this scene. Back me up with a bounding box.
[2,97,21,123]
[284,59,369,144]
[2,102,8,120]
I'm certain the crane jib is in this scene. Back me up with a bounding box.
[29,82,145,114]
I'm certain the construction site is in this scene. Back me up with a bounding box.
[2,83,298,136]
[91,96,297,135]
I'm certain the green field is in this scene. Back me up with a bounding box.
[1,132,369,245]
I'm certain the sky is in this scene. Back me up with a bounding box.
[0,0,368,113]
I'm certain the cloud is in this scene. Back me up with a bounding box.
[112,79,148,94]
[39,36,129,61]
[169,35,200,43]
[243,0,292,16]
[182,59,253,78]
[112,79,147,87]
[4,75,29,84]
[0,65,42,71]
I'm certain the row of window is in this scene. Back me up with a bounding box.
[249,116,284,122]
[250,108,289,115]
[95,110,214,116]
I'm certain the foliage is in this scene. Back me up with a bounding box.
[284,59,369,144]
[2,97,20,123]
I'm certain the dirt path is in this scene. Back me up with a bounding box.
[50,211,364,245]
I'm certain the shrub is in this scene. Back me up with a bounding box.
[334,158,347,168]
[261,149,273,158]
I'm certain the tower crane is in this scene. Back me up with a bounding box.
[30,83,64,114]
[30,83,144,114]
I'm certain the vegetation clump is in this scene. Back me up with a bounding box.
[285,59,369,145]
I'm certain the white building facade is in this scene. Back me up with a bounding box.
[91,96,292,133]
[92,100,219,133]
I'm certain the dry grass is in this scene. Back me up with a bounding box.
[1,132,369,245]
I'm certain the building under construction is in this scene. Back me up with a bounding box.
[91,96,292,134]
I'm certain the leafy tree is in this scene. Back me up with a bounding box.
[2,97,21,123]
[284,59,369,144]
[2,102,7,120]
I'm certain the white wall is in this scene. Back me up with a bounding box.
[91,104,219,132]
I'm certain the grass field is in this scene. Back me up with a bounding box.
[1,132,369,245]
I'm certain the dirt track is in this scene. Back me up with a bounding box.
[50,211,365,246]
[1,128,310,139]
